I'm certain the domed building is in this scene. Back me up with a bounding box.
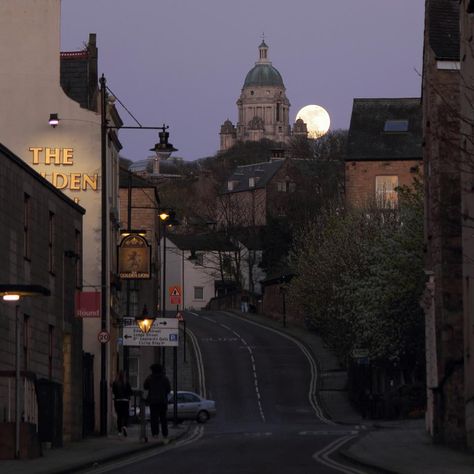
[220,41,306,151]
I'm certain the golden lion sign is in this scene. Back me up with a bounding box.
[118,234,151,279]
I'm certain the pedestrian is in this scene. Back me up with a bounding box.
[112,370,132,436]
[240,293,249,313]
[144,363,171,440]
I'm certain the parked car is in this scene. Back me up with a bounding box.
[132,391,216,423]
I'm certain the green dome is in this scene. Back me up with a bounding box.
[243,64,284,88]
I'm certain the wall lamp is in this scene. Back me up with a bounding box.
[48,113,59,128]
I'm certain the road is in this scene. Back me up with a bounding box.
[90,310,374,474]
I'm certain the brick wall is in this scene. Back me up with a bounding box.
[345,160,422,207]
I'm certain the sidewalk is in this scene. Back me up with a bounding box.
[0,325,196,474]
[227,310,474,474]
[0,423,190,474]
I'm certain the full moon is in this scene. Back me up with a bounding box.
[296,104,331,139]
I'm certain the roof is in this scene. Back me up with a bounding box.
[60,34,98,111]
[0,143,85,214]
[244,64,284,87]
[166,233,237,252]
[222,160,284,194]
[119,166,158,188]
[428,0,460,61]
[346,98,422,162]
[243,41,285,88]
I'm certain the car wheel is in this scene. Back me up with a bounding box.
[196,410,209,423]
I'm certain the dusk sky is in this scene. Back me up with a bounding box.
[61,0,425,163]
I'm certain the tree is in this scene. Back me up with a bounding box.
[289,178,425,376]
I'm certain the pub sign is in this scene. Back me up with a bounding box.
[118,234,151,279]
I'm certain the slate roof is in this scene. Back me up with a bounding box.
[346,98,422,162]
[222,160,284,194]
[60,34,98,111]
[166,233,237,252]
[119,166,157,188]
[428,0,460,60]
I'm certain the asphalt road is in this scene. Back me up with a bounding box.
[97,310,374,474]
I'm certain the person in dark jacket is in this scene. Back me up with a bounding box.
[144,363,171,439]
[112,370,132,436]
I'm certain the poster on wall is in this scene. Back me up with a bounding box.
[118,234,151,279]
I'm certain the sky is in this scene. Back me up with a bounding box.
[61,0,425,163]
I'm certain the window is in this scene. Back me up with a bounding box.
[23,314,30,370]
[222,254,232,275]
[194,287,204,300]
[75,229,82,288]
[193,253,204,266]
[48,211,55,273]
[376,176,399,208]
[468,0,474,13]
[129,357,139,390]
[48,325,54,379]
[249,177,256,188]
[24,193,30,259]
[383,120,408,133]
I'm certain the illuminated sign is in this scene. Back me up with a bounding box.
[29,147,98,191]
[118,234,151,279]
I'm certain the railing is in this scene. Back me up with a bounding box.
[0,370,38,426]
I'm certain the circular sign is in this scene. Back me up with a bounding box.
[98,330,110,344]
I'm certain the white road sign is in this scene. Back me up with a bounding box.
[122,317,179,347]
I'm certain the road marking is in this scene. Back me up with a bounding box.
[222,311,334,425]
[187,312,207,399]
[81,426,205,473]
[299,430,359,436]
[313,434,367,474]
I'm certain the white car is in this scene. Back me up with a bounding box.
[167,391,216,423]
[132,391,216,423]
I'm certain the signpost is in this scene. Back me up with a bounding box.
[122,317,179,346]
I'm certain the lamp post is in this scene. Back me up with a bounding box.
[0,285,50,459]
[51,75,177,435]
[158,210,180,425]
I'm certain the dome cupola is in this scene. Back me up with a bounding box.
[243,40,284,88]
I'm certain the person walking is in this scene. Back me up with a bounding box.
[112,370,132,436]
[144,363,171,440]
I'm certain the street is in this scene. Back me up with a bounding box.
[84,310,375,474]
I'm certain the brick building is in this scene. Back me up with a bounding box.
[345,98,422,209]
[0,143,84,456]
[422,0,465,447]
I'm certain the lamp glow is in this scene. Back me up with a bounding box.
[3,294,20,301]
[48,113,59,128]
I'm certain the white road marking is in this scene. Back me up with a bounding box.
[222,311,334,424]
[313,434,367,474]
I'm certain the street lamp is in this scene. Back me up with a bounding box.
[135,304,155,334]
[50,75,177,436]
[0,284,50,459]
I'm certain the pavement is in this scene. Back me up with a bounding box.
[2,310,474,473]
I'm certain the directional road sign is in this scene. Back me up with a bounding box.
[122,317,179,347]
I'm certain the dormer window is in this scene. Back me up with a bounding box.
[384,120,408,133]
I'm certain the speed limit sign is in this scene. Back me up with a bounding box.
[98,330,110,344]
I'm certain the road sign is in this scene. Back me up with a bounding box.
[169,285,182,305]
[97,330,110,344]
[122,317,179,346]
[176,312,184,321]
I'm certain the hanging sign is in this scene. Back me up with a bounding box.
[118,234,151,279]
